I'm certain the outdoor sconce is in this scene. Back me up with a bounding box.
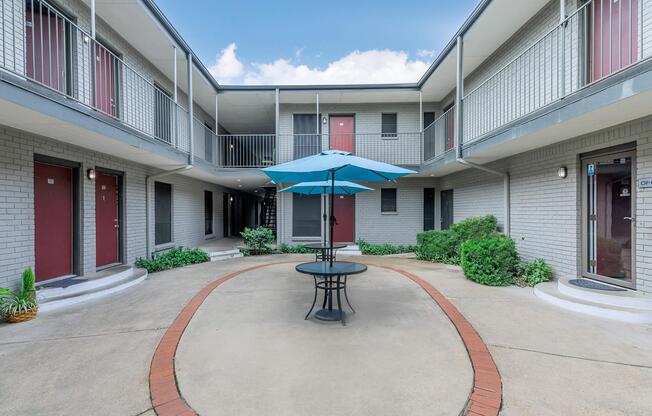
[322,116,328,125]
[87,168,96,180]
[83,35,90,44]
[557,166,567,179]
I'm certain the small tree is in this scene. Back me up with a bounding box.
[241,226,274,254]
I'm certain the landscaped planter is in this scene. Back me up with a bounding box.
[4,305,38,323]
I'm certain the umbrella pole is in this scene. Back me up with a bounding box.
[330,172,335,267]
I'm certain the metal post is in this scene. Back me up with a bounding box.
[172,46,178,147]
[455,36,464,159]
[275,88,280,162]
[187,53,194,165]
[419,91,423,162]
[91,0,96,38]
[316,92,320,148]
[559,0,566,23]
[173,47,178,102]
[215,93,219,130]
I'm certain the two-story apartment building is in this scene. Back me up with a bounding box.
[1,0,652,298]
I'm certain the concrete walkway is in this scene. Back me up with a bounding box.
[1,255,651,415]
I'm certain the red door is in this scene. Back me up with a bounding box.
[25,5,65,93]
[34,162,73,282]
[592,0,639,81]
[329,115,355,242]
[329,115,355,153]
[95,172,119,267]
[94,43,116,116]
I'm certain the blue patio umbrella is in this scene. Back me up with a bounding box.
[263,150,416,265]
[279,181,373,245]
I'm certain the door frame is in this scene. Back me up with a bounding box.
[580,144,637,289]
[34,154,82,278]
[95,167,125,269]
[328,113,356,153]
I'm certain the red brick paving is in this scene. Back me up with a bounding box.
[149,261,502,416]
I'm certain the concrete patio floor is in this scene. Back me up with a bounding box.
[1,255,651,415]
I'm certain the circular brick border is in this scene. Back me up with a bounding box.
[148,262,502,416]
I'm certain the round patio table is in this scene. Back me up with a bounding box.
[302,242,347,262]
[296,261,367,326]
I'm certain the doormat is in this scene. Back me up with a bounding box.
[38,277,88,289]
[569,279,627,292]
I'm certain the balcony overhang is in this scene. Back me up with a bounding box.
[421,60,652,177]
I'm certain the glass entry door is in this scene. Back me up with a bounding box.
[583,150,636,288]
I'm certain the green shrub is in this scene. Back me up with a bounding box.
[241,226,275,254]
[357,240,416,256]
[278,243,312,254]
[21,267,36,300]
[135,247,210,273]
[416,215,498,265]
[515,258,553,287]
[460,236,518,286]
[0,267,38,317]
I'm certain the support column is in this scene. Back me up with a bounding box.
[187,53,194,165]
[275,88,280,163]
[316,92,321,150]
[454,35,464,159]
[173,46,178,147]
[559,0,566,23]
[91,0,96,38]
[419,91,423,162]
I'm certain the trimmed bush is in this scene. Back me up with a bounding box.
[357,240,416,256]
[416,215,498,264]
[135,247,209,273]
[240,226,275,254]
[278,243,312,254]
[515,258,553,287]
[460,236,518,286]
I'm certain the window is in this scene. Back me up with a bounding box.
[381,188,397,213]
[293,194,321,237]
[293,114,321,159]
[154,182,172,245]
[381,113,397,138]
[204,190,213,235]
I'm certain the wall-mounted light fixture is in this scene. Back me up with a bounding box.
[557,166,567,179]
[322,116,328,125]
[87,168,96,180]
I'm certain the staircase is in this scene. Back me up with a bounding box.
[207,248,244,262]
[36,265,148,312]
[261,187,277,235]
[535,278,652,324]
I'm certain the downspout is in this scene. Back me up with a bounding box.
[145,166,193,259]
[453,35,511,236]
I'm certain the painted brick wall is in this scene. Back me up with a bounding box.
[0,125,226,290]
[1,0,24,75]
[439,115,652,293]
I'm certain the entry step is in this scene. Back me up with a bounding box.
[208,249,244,262]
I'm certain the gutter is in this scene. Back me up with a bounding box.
[145,165,193,258]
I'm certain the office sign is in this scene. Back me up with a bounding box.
[639,177,652,189]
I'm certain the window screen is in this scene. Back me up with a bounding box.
[381,113,397,138]
[155,182,172,245]
[293,194,321,236]
[204,190,213,235]
[381,188,397,213]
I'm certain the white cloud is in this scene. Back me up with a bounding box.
[417,49,436,59]
[208,43,244,82]
[209,43,431,85]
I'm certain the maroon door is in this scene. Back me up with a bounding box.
[95,172,119,267]
[332,194,355,243]
[592,0,639,81]
[329,115,355,242]
[94,44,116,116]
[34,162,73,282]
[25,4,66,93]
[329,116,355,153]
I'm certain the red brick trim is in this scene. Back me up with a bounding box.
[379,265,502,416]
[149,262,502,416]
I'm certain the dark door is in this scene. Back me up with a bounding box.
[95,172,119,268]
[154,85,173,143]
[424,188,435,230]
[330,115,355,153]
[443,104,455,151]
[35,162,73,281]
[441,189,454,230]
[25,2,66,93]
[423,112,436,129]
[332,194,355,243]
[293,114,321,159]
[592,0,639,81]
[94,42,118,116]
[204,123,214,163]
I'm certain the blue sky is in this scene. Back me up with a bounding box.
[155,0,479,85]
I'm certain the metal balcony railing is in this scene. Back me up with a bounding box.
[462,0,647,144]
[423,106,455,161]
[0,0,190,153]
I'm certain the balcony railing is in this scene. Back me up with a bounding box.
[1,0,190,153]
[423,106,455,161]
[463,0,646,144]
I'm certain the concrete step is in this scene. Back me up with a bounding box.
[37,266,148,312]
[337,245,362,256]
[557,278,652,309]
[534,281,652,324]
[208,249,244,262]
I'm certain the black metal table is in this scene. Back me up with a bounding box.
[302,242,347,262]
[295,261,367,326]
